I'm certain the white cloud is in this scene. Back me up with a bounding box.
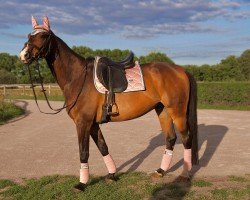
[0,0,249,38]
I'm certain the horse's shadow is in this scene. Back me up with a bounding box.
[117,123,228,199]
[117,123,228,176]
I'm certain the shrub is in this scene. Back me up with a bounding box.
[0,101,24,124]
[197,82,250,106]
[0,69,17,84]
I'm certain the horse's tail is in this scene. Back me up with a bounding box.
[186,71,199,165]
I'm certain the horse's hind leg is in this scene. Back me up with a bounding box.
[170,109,192,179]
[90,123,117,181]
[153,104,177,177]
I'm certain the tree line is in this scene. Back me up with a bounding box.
[185,50,250,81]
[0,47,249,84]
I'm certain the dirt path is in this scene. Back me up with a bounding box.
[0,100,249,181]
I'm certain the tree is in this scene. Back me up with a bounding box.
[0,47,249,83]
[0,53,17,72]
[139,52,174,64]
[0,69,17,84]
[238,49,250,80]
[72,46,94,58]
[219,55,244,81]
[184,65,200,81]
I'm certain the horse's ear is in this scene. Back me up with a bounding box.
[31,16,38,29]
[43,16,50,31]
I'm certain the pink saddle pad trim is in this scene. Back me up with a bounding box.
[94,59,145,94]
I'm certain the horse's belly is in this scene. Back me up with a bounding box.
[110,91,159,122]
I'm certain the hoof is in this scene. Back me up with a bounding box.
[176,175,191,182]
[74,182,85,191]
[105,173,118,183]
[151,168,165,178]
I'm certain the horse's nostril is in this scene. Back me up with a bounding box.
[24,52,30,59]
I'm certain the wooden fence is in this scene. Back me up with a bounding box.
[0,84,62,97]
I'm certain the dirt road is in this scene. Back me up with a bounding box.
[0,100,249,181]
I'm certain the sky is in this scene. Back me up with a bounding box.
[0,0,249,65]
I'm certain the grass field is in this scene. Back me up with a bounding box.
[0,100,24,125]
[0,172,249,200]
[1,81,249,110]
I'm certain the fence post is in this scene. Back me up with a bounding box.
[3,85,6,96]
[48,85,51,96]
[22,85,25,95]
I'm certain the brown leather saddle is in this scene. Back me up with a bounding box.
[95,52,134,123]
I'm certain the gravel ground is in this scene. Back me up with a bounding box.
[0,100,249,181]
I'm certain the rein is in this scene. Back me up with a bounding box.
[25,33,87,115]
[26,61,87,114]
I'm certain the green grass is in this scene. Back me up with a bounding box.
[9,95,65,101]
[2,81,250,111]
[192,180,213,187]
[152,184,193,199]
[1,173,250,200]
[211,188,250,200]
[198,103,250,111]
[8,95,250,110]
[0,101,24,125]
[0,179,16,189]
[228,175,248,182]
[0,172,160,200]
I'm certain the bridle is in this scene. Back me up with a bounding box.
[24,31,87,114]
[24,31,53,62]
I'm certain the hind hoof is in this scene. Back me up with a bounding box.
[105,173,118,183]
[151,168,165,178]
[74,182,85,191]
[176,175,191,182]
[176,176,191,182]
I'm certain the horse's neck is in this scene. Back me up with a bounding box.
[46,37,86,91]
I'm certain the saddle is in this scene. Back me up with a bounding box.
[95,52,134,123]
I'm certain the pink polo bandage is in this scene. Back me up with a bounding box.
[183,149,192,171]
[80,163,89,184]
[160,149,173,171]
[103,154,116,174]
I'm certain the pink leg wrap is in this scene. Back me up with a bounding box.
[80,163,89,184]
[103,154,116,174]
[183,149,192,171]
[160,149,173,171]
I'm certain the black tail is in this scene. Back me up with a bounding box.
[186,72,199,165]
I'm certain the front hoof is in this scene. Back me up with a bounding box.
[151,168,165,178]
[74,182,85,191]
[105,173,118,182]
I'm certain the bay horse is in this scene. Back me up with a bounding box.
[19,16,198,191]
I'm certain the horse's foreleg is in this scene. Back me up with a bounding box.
[90,123,117,181]
[74,121,92,191]
[153,105,176,177]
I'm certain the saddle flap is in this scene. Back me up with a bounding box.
[96,59,128,93]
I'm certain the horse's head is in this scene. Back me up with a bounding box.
[19,16,52,64]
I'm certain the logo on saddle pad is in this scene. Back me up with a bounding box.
[94,57,145,94]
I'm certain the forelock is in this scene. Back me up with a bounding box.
[30,29,48,36]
